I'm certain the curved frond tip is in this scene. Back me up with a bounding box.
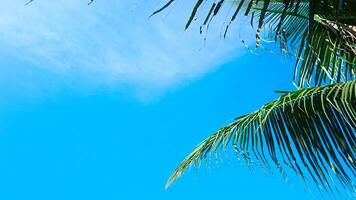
[166,80,356,192]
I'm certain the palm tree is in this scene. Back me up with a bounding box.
[152,0,356,194]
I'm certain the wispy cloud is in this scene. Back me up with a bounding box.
[0,1,252,98]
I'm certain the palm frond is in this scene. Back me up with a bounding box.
[165,80,356,192]
[152,0,356,87]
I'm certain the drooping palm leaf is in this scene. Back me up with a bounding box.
[152,0,356,87]
[165,80,356,192]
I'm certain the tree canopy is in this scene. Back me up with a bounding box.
[152,0,356,195]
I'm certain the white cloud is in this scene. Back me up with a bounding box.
[0,0,253,98]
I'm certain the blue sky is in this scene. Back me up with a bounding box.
[0,1,353,200]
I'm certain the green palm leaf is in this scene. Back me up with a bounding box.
[165,80,356,192]
[152,0,356,194]
[152,0,356,87]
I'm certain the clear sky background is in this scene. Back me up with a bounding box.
[0,1,353,200]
